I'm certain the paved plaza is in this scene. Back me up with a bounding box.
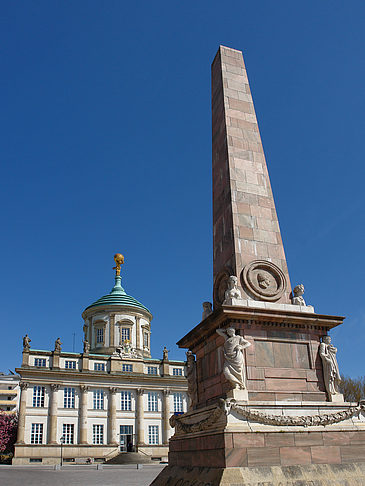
[0,464,165,486]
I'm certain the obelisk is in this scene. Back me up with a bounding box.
[212,46,291,306]
[151,46,365,486]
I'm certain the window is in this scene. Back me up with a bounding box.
[148,392,158,412]
[147,366,158,375]
[120,391,132,411]
[93,425,103,444]
[93,389,104,409]
[64,388,75,408]
[122,364,133,372]
[173,393,183,413]
[143,333,149,348]
[65,360,76,369]
[121,328,130,342]
[148,425,159,445]
[31,423,43,444]
[173,368,183,376]
[34,358,46,367]
[96,328,104,344]
[120,425,133,435]
[94,362,105,371]
[32,386,45,407]
[63,424,74,444]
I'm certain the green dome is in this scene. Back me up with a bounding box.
[84,276,151,314]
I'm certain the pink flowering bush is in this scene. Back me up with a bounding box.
[0,412,18,454]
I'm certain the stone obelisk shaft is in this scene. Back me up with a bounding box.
[212,46,291,304]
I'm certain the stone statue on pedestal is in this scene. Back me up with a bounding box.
[83,339,90,354]
[54,337,62,353]
[163,346,169,361]
[202,302,213,320]
[22,334,31,351]
[320,335,342,400]
[291,284,306,306]
[222,276,244,306]
[216,327,251,390]
[186,351,197,410]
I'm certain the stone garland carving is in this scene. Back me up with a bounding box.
[170,400,365,434]
[225,400,365,427]
[169,405,223,433]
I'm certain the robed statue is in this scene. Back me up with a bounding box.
[319,335,341,398]
[216,327,251,390]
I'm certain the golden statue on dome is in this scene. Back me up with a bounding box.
[113,253,124,276]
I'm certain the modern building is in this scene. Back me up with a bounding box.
[0,372,20,413]
[13,255,188,465]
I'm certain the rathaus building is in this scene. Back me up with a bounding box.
[13,254,188,465]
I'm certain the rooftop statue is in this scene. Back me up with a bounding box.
[22,334,31,351]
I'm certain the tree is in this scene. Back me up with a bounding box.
[0,412,18,454]
[339,376,365,402]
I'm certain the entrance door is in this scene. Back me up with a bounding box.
[120,425,134,452]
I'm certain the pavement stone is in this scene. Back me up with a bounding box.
[0,464,165,486]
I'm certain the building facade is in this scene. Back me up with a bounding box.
[0,373,20,413]
[13,255,187,465]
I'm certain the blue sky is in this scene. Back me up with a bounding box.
[1,1,365,378]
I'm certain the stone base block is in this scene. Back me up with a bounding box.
[150,463,365,485]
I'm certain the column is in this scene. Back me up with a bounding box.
[79,385,89,444]
[135,317,141,351]
[48,384,59,444]
[136,388,144,447]
[109,314,115,347]
[162,389,170,445]
[108,387,118,445]
[16,382,28,444]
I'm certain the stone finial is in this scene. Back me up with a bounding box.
[22,334,31,351]
[54,337,62,353]
[202,302,213,320]
[223,276,244,306]
[291,284,306,306]
[319,335,343,402]
[163,346,169,361]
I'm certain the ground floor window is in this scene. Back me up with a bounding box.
[31,423,43,444]
[148,425,159,445]
[93,424,104,444]
[62,423,74,444]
